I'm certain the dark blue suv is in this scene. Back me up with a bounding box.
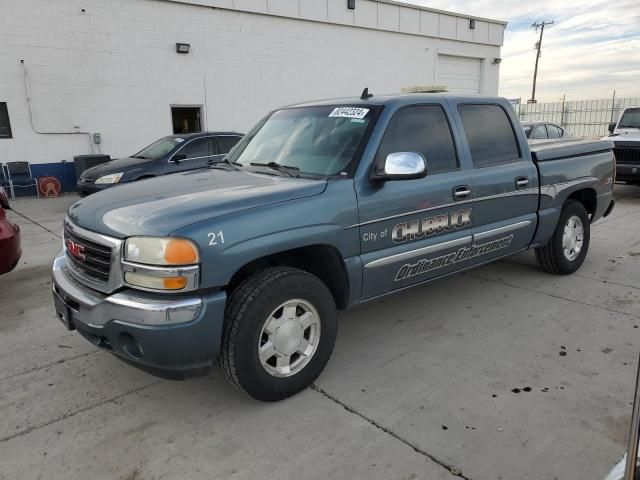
[77,131,243,196]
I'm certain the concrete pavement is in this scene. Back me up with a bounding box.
[1,186,639,480]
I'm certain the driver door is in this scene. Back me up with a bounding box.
[356,104,474,299]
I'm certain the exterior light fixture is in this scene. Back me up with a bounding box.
[347,0,355,10]
[176,43,191,54]
[469,19,476,29]
[493,57,502,64]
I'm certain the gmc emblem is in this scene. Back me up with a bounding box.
[66,239,86,261]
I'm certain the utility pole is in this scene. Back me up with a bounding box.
[529,21,554,104]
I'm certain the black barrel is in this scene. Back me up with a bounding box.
[73,154,111,179]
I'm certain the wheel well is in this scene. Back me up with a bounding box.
[227,245,350,310]
[567,188,596,217]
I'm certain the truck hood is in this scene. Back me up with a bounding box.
[81,157,156,180]
[609,129,640,142]
[67,169,327,238]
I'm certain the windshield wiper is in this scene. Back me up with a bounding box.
[250,161,300,178]
[133,155,148,159]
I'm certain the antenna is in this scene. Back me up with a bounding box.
[360,88,373,100]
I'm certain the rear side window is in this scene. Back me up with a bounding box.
[530,125,548,139]
[459,104,520,167]
[547,125,562,138]
[182,137,214,158]
[375,105,458,175]
[217,135,242,154]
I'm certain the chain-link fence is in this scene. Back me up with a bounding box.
[513,96,640,137]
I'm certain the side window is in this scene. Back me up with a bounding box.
[181,138,213,158]
[530,125,548,139]
[375,105,458,175]
[217,136,242,154]
[459,104,521,167]
[547,125,561,138]
[0,103,12,139]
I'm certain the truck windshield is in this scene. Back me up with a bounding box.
[229,105,379,177]
[618,108,640,129]
[133,137,182,159]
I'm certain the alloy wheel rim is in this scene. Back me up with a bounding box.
[562,215,584,261]
[258,299,321,378]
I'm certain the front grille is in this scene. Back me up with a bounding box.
[64,224,112,284]
[614,146,640,165]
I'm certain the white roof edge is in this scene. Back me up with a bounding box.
[380,0,508,26]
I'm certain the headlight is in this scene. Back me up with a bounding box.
[123,237,200,292]
[124,237,200,265]
[95,172,124,184]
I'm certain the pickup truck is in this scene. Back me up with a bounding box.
[52,93,616,401]
[608,106,640,184]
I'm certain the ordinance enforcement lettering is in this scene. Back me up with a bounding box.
[394,234,514,282]
[392,209,472,244]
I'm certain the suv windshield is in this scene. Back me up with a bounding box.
[133,136,183,159]
[228,105,379,176]
[618,108,640,129]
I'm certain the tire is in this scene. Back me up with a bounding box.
[220,267,337,402]
[535,200,590,275]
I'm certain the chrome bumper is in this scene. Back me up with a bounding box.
[52,252,202,327]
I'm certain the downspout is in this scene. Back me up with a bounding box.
[20,60,94,153]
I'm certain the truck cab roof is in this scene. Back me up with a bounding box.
[287,93,505,109]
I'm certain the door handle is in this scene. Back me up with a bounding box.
[515,176,529,188]
[453,185,472,200]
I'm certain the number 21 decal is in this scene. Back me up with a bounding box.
[208,231,225,246]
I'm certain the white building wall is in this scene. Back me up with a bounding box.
[0,0,504,165]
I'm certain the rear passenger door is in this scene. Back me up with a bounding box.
[357,104,474,299]
[455,103,538,261]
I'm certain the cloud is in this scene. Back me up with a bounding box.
[406,0,640,101]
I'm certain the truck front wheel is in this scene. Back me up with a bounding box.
[220,267,337,401]
[535,200,591,275]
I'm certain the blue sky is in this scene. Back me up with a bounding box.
[408,0,640,101]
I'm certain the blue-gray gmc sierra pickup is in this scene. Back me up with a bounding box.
[52,93,616,401]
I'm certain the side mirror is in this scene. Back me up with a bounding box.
[172,153,187,162]
[608,122,617,134]
[372,152,427,181]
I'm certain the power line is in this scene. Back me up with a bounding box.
[529,21,554,104]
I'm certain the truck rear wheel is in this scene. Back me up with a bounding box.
[535,200,590,275]
[220,267,337,401]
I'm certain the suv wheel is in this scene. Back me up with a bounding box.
[220,267,337,401]
[535,200,590,275]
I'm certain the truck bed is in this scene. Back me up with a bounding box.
[529,137,614,163]
[529,137,615,247]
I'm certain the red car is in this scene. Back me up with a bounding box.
[0,186,21,274]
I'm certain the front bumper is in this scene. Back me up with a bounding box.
[616,163,640,182]
[76,180,113,196]
[52,252,227,379]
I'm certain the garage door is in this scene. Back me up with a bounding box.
[437,55,482,94]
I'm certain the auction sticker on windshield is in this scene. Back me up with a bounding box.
[329,107,370,119]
